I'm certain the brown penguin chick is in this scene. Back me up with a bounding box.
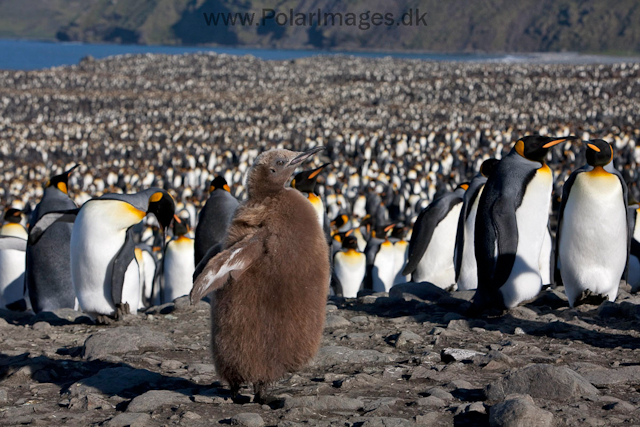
[190,146,329,401]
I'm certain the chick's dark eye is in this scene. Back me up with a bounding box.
[270,168,276,173]
[276,159,286,166]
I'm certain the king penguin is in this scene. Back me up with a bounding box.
[162,213,195,303]
[473,135,576,310]
[190,147,329,401]
[454,159,499,291]
[402,184,468,290]
[26,165,79,313]
[0,209,28,309]
[555,139,629,307]
[365,223,397,293]
[332,233,366,298]
[291,163,330,234]
[194,176,239,266]
[71,188,175,322]
[628,198,640,292]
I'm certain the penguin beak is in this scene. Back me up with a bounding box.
[587,143,601,152]
[308,163,330,179]
[289,146,325,166]
[542,138,566,149]
[66,164,81,176]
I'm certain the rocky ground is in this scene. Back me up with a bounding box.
[1,283,640,426]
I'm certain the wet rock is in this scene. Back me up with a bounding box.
[107,413,151,427]
[283,395,363,411]
[313,346,396,367]
[489,394,553,427]
[230,412,265,427]
[324,315,351,329]
[126,389,190,412]
[82,326,174,360]
[485,364,599,401]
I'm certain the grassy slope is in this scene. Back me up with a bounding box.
[1,0,639,53]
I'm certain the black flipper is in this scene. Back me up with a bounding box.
[0,235,27,251]
[111,227,136,306]
[28,208,79,246]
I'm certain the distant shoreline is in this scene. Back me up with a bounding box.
[1,38,640,71]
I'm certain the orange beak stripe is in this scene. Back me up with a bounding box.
[384,224,395,232]
[542,138,566,149]
[173,214,181,223]
[309,168,323,179]
[346,229,353,237]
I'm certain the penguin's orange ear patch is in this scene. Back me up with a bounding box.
[57,182,68,194]
[223,184,231,192]
[150,192,163,202]
[587,143,601,153]
[515,140,525,157]
[460,183,469,190]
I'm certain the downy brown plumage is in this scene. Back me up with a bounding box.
[191,146,329,399]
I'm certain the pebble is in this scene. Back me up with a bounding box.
[230,413,265,427]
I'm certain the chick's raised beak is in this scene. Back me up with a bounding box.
[289,146,325,166]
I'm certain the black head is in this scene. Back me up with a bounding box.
[209,176,230,193]
[47,164,80,194]
[342,235,359,250]
[513,135,578,163]
[172,215,189,236]
[331,213,350,229]
[147,190,176,230]
[3,208,22,224]
[585,139,613,168]
[247,147,325,198]
[291,163,329,193]
[480,158,500,177]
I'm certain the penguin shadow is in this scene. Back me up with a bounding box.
[0,351,234,410]
[335,262,640,350]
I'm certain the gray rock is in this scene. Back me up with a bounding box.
[313,346,396,367]
[454,401,487,415]
[32,321,51,331]
[0,388,7,402]
[350,315,370,325]
[424,387,455,402]
[126,389,190,412]
[417,396,447,407]
[441,348,485,363]
[187,363,216,375]
[389,282,448,301]
[160,359,183,370]
[82,326,174,360]
[395,330,423,347]
[572,365,640,387]
[230,412,265,427]
[489,394,553,427]
[70,367,183,397]
[446,319,471,332]
[324,315,351,329]
[107,413,151,427]
[363,397,399,413]
[173,296,192,311]
[359,417,414,427]
[485,364,599,401]
[283,395,363,411]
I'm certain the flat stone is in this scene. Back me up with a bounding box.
[425,387,455,402]
[82,326,174,360]
[441,348,485,363]
[359,417,414,427]
[283,395,363,411]
[395,330,423,347]
[572,365,640,387]
[485,364,599,401]
[126,390,190,412]
[107,413,151,427]
[417,396,447,407]
[489,394,553,427]
[160,360,183,370]
[187,363,216,375]
[389,282,449,301]
[324,315,351,329]
[313,346,396,367]
[230,412,265,427]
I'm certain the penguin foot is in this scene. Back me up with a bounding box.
[253,381,271,404]
[574,289,608,307]
[115,303,131,320]
[95,315,113,325]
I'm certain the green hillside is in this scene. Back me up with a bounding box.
[2,0,640,53]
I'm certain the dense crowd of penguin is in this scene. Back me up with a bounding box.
[0,53,639,395]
